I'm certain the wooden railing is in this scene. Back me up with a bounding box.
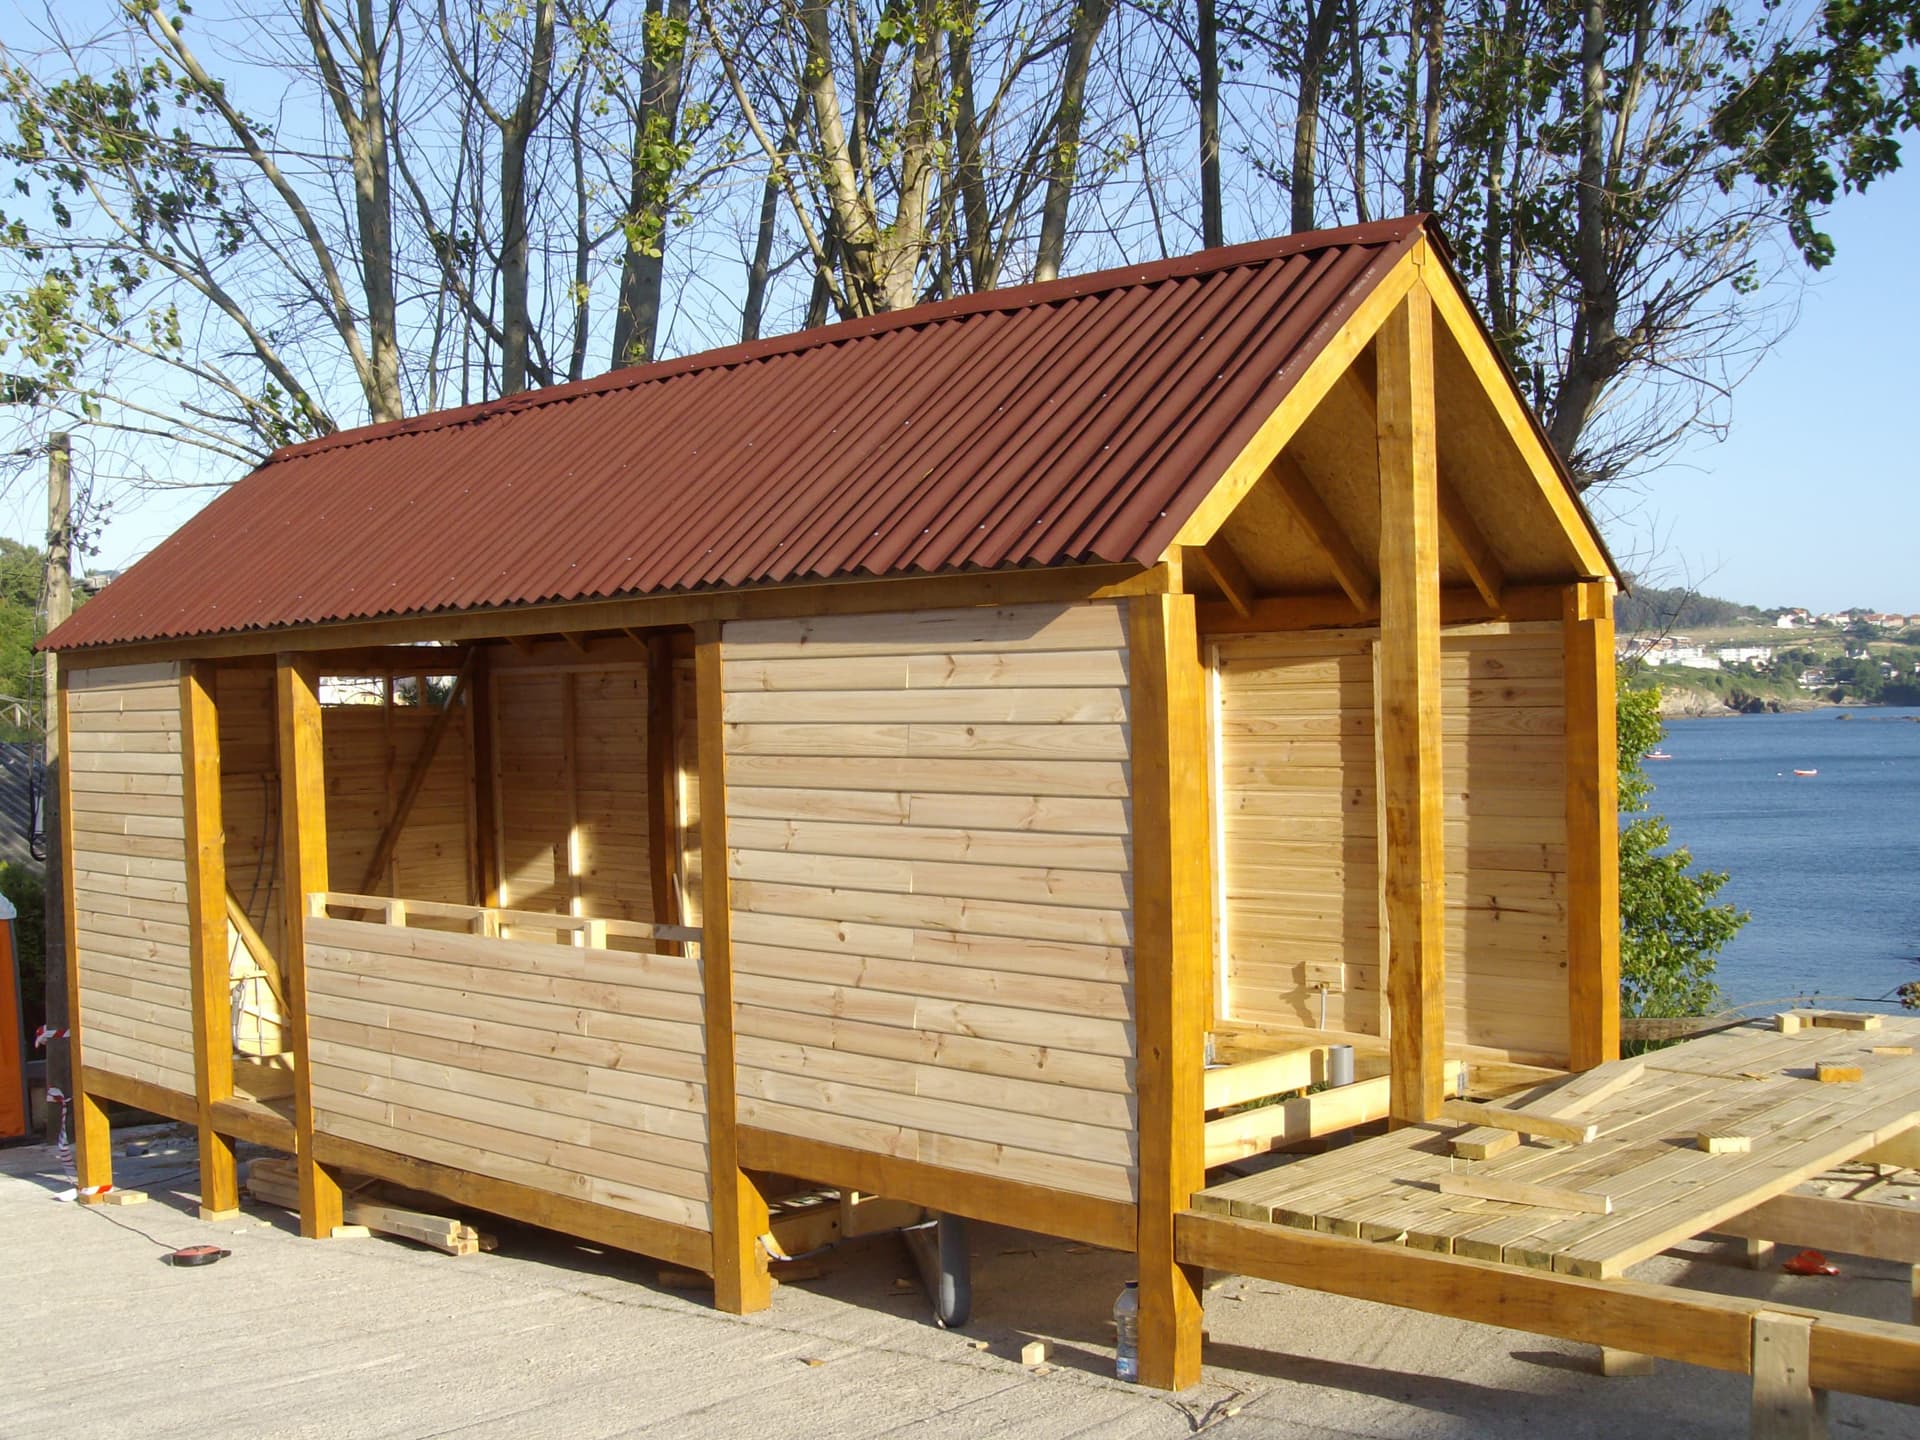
[309,891,699,952]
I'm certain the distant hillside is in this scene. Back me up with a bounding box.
[1616,581,1765,634]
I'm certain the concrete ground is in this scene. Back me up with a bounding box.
[2,1127,1914,1439]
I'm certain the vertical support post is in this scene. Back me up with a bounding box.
[56,666,111,1197]
[468,647,500,907]
[646,632,680,932]
[694,620,770,1313]
[276,654,341,1238]
[1129,593,1210,1391]
[561,671,583,919]
[180,662,238,1219]
[1751,1311,1829,1439]
[1376,284,1447,1124]
[1564,578,1620,1070]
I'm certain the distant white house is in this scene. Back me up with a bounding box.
[1868,613,1907,630]
[1637,638,1721,670]
[1774,608,1811,629]
[1798,668,1831,690]
[1717,645,1774,666]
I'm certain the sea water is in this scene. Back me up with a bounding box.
[1644,706,1920,1012]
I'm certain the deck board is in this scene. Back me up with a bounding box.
[1193,1017,1920,1278]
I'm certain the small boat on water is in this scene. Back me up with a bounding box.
[1647,750,1673,761]
[1793,768,1818,777]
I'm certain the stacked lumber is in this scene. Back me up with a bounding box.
[245,1158,489,1255]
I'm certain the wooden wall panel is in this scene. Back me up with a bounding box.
[67,662,196,1096]
[722,601,1138,1205]
[216,672,475,949]
[1211,623,1569,1062]
[304,914,709,1232]
[1213,630,1380,1033]
[492,664,654,933]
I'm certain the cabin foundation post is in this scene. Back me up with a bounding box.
[1752,1311,1829,1439]
[1376,282,1447,1123]
[180,662,239,1218]
[1129,593,1210,1390]
[1563,579,1620,1069]
[277,655,343,1238]
[694,621,772,1314]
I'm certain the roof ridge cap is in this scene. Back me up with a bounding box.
[263,217,1428,468]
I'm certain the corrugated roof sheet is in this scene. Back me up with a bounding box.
[48,217,1434,652]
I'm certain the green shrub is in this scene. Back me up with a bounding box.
[0,862,46,1040]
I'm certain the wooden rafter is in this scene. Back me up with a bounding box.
[1267,454,1376,611]
[1437,480,1505,610]
[562,632,591,654]
[1180,540,1256,617]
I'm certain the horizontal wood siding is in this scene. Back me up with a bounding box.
[304,914,710,1232]
[493,666,655,934]
[1213,630,1380,1034]
[1443,625,1569,1060]
[68,663,195,1095]
[722,602,1138,1205]
[1212,624,1570,1060]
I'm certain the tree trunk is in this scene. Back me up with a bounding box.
[298,0,404,422]
[1547,0,1620,475]
[1291,0,1341,233]
[496,0,557,394]
[1199,0,1223,248]
[950,12,1000,287]
[1349,0,1371,221]
[611,0,692,369]
[1417,0,1445,211]
[743,94,806,342]
[1035,0,1114,282]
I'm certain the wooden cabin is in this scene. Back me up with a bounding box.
[44,216,1620,1389]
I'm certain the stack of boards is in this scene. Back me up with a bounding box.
[244,1157,492,1256]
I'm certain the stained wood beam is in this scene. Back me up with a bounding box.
[1563,580,1620,1070]
[645,633,680,934]
[1437,480,1505,610]
[1375,285,1447,1125]
[694,620,773,1314]
[1267,454,1377,611]
[357,653,477,895]
[1128,593,1210,1390]
[506,634,536,655]
[562,631,591,655]
[181,663,239,1217]
[1194,583,1567,635]
[1179,540,1257,618]
[468,647,500,907]
[277,654,342,1238]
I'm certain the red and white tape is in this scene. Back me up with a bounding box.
[34,1026,70,1048]
[43,1085,74,1164]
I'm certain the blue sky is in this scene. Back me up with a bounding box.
[10,160,1918,614]
[1608,163,1920,614]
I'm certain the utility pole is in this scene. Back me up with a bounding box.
[41,433,71,1144]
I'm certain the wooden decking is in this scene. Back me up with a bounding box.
[1181,1017,1920,1428]
[1196,1017,1920,1279]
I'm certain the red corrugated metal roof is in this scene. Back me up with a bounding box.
[49,217,1435,652]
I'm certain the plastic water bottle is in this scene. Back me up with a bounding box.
[1113,1280,1140,1382]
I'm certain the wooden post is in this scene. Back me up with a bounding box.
[1129,593,1210,1391]
[646,633,679,931]
[1752,1311,1829,1439]
[180,662,238,1219]
[55,667,111,1197]
[468,647,500,906]
[276,654,342,1238]
[1564,579,1620,1070]
[693,620,770,1313]
[41,433,74,1146]
[1375,284,1447,1123]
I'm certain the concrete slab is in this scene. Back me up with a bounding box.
[2,1128,1914,1438]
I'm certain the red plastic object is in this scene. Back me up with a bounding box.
[165,1245,231,1268]
[1782,1249,1839,1276]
